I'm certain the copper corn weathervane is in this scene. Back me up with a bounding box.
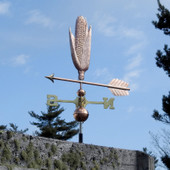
[45,16,130,143]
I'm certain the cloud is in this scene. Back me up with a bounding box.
[126,42,145,55]
[0,1,10,15]
[121,27,145,40]
[93,67,113,83]
[124,70,141,81]
[92,13,117,37]
[92,12,146,41]
[94,68,108,77]
[124,1,136,10]
[123,53,144,91]
[11,55,30,66]
[26,10,54,28]
[126,54,143,70]
[127,106,135,113]
[123,69,142,91]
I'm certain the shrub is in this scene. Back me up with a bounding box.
[14,139,20,151]
[51,144,57,155]
[2,144,11,161]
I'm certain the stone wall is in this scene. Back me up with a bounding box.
[0,131,154,170]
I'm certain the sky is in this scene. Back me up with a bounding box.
[0,0,170,162]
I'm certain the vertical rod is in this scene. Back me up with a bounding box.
[80,82,82,90]
[79,82,83,143]
[79,122,83,143]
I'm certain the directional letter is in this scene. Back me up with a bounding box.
[47,95,58,106]
[103,98,114,109]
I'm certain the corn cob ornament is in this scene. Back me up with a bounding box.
[69,16,92,80]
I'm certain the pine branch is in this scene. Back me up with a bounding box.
[152,0,170,35]
[152,92,170,125]
[155,45,170,77]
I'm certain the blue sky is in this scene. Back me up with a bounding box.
[0,0,170,154]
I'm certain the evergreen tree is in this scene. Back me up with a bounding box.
[0,124,28,134]
[29,105,79,140]
[152,0,170,168]
[0,125,7,130]
[8,123,28,134]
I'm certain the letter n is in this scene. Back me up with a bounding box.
[103,98,115,109]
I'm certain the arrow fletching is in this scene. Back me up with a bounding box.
[108,79,129,96]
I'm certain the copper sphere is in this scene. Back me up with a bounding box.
[73,107,89,122]
[77,89,86,96]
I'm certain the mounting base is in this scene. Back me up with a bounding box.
[79,133,83,143]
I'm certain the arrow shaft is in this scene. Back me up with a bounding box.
[45,76,130,91]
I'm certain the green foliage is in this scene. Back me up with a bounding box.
[143,147,158,168]
[152,0,170,35]
[100,159,104,165]
[155,45,170,78]
[20,150,27,161]
[101,157,108,163]
[26,142,34,163]
[93,161,99,170]
[29,105,79,140]
[14,157,20,165]
[45,158,52,169]
[112,162,115,168]
[80,161,86,170]
[2,144,11,162]
[22,136,27,142]
[54,160,63,169]
[152,0,170,169]
[161,154,170,169]
[91,166,99,170]
[9,123,28,134]
[6,165,13,170]
[0,125,7,130]
[34,149,42,166]
[7,131,13,139]
[153,92,170,124]
[62,150,81,169]
[13,139,20,151]
[20,142,42,169]
[113,151,118,161]
[99,150,119,168]
[48,151,53,157]
[51,144,57,155]
[45,143,50,149]
[0,140,4,149]
[27,161,37,169]
[53,160,68,170]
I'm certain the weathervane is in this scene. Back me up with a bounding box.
[46,16,130,143]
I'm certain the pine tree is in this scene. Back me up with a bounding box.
[29,105,79,140]
[8,123,28,134]
[0,125,7,130]
[0,124,28,134]
[152,0,170,168]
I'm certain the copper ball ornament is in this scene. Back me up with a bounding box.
[77,89,86,96]
[73,107,89,122]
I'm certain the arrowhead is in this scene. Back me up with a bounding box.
[45,74,54,83]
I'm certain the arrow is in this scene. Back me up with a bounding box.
[45,74,130,96]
